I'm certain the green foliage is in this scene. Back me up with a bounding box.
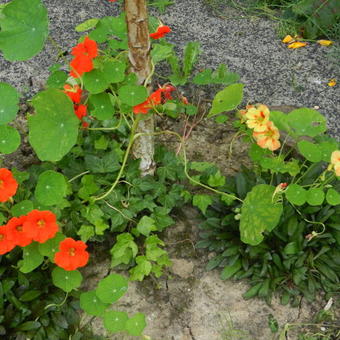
[96,274,128,303]
[0,82,20,125]
[51,267,83,293]
[35,170,67,206]
[0,125,21,154]
[240,184,283,245]
[0,0,49,61]
[208,84,244,117]
[29,89,79,162]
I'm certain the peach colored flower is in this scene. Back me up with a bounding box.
[331,150,340,166]
[334,164,340,177]
[253,121,281,151]
[245,104,270,132]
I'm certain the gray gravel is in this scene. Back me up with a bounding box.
[0,0,339,137]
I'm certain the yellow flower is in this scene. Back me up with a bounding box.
[245,104,270,132]
[328,79,336,87]
[253,121,281,151]
[282,35,294,44]
[331,150,340,166]
[317,40,333,46]
[287,42,307,49]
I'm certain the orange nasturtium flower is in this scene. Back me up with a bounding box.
[245,104,270,132]
[71,36,98,59]
[54,238,90,271]
[0,225,15,255]
[287,42,307,49]
[133,88,165,114]
[150,25,171,39]
[0,168,18,203]
[64,84,82,104]
[7,216,32,247]
[23,210,59,243]
[253,121,281,151]
[70,37,98,78]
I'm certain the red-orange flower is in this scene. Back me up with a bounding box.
[74,104,87,120]
[23,210,59,243]
[71,37,98,59]
[150,25,171,39]
[0,225,15,255]
[133,88,165,114]
[162,84,176,102]
[0,168,18,203]
[7,216,32,247]
[54,238,90,271]
[64,84,82,104]
[70,55,94,78]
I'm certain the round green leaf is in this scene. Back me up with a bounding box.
[297,140,322,162]
[306,188,324,206]
[0,125,20,154]
[326,189,340,206]
[96,274,128,304]
[80,290,109,316]
[11,200,34,217]
[89,93,115,120]
[0,82,20,124]
[287,108,327,137]
[208,83,244,117]
[46,71,68,89]
[38,232,65,261]
[52,267,82,293]
[83,69,109,94]
[103,61,126,83]
[240,184,283,246]
[20,243,44,273]
[285,184,307,206]
[319,141,338,162]
[125,313,146,336]
[35,170,67,206]
[0,0,49,61]
[103,310,128,333]
[29,89,79,162]
[118,85,148,106]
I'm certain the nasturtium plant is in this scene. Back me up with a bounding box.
[80,290,109,317]
[52,267,83,293]
[96,273,128,304]
[35,170,68,206]
[0,82,20,124]
[29,89,79,161]
[240,184,283,245]
[0,124,21,154]
[208,83,244,117]
[0,0,49,61]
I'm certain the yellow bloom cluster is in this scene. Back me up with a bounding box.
[239,104,281,151]
[330,151,340,176]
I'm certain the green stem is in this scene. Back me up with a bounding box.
[68,170,90,183]
[94,115,142,201]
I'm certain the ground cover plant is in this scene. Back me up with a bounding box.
[0,0,339,338]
